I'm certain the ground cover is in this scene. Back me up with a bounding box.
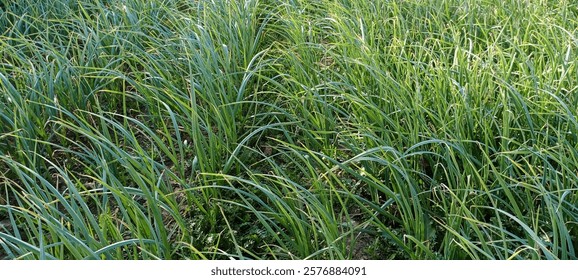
[0,0,577,259]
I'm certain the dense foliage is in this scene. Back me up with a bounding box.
[0,0,577,259]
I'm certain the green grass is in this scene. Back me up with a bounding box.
[0,0,577,259]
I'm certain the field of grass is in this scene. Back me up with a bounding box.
[0,0,577,260]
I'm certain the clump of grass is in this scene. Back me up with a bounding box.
[1,0,577,259]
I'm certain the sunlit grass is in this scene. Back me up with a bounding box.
[1,0,577,259]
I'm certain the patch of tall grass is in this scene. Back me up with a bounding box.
[1,0,577,259]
